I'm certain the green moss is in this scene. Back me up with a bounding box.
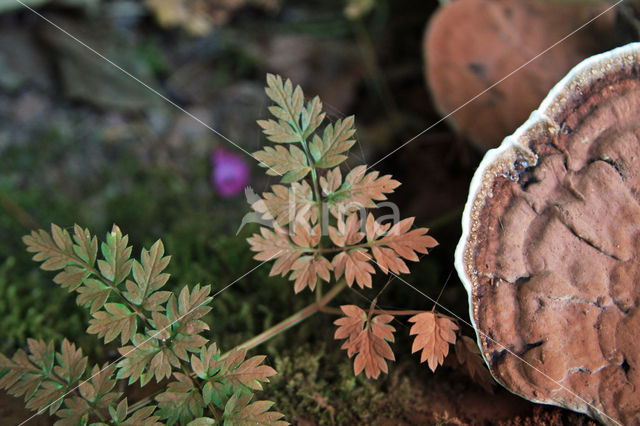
[0,257,91,354]
[263,342,421,424]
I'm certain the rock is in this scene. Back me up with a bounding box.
[0,28,52,92]
[38,17,161,111]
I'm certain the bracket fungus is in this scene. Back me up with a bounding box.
[424,0,614,150]
[455,43,640,425]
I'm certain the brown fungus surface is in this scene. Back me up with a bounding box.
[424,0,615,150]
[455,43,640,425]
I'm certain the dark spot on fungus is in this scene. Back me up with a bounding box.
[490,349,507,366]
[468,62,487,79]
[524,341,544,351]
[621,358,630,376]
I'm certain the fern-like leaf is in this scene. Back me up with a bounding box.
[23,225,140,315]
[117,333,178,385]
[78,363,121,409]
[0,339,91,416]
[253,145,311,183]
[247,226,303,276]
[334,305,396,379]
[258,74,305,142]
[23,225,73,271]
[107,398,162,426]
[124,239,171,307]
[54,395,90,426]
[222,393,288,426]
[86,302,137,344]
[328,213,438,285]
[116,334,160,386]
[0,349,43,401]
[25,380,65,415]
[322,166,400,216]
[166,284,212,338]
[370,217,438,272]
[27,339,56,374]
[191,344,276,409]
[289,255,332,293]
[215,349,276,391]
[156,372,205,426]
[308,116,356,168]
[24,225,87,291]
[249,221,329,293]
[251,182,316,226]
[71,224,98,267]
[97,225,133,286]
[121,405,163,426]
[332,249,375,289]
[75,278,112,313]
[408,311,458,372]
[54,339,87,384]
[117,284,212,385]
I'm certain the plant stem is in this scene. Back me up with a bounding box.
[127,391,161,414]
[320,306,423,316]
[0,191,40,230]
[351,17,404,134]
[371,309,424,316]
[44,370,107,423]
[225,279,347,356]
[87,268,151,326]
[48,242,152,327]
[89,402,107,422]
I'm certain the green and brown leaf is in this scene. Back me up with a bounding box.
[222,393,287,426]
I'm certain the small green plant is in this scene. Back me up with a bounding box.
[1,224,285,425]
[0,74,492,425]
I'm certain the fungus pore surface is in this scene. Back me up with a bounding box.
[455,43,640,425]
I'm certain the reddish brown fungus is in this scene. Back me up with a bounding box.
[424,0,615,150]
[456,43,640,425]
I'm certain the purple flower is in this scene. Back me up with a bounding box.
[211,148,250,197]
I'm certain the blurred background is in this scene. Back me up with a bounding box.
[0,0,638,423]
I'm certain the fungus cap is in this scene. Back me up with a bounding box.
[424,0,614,150]
[455,43,640,425]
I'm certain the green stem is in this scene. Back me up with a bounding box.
[351,17,404,133]
[43,371,107,423]
[225,280,347,356]
[0,191,40,230]
[180,363,222,421]
[89,402,107,422]
[127,391,161,415]
[86,267,151,326]
[290,111,325,300]
[44,242,152,326]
